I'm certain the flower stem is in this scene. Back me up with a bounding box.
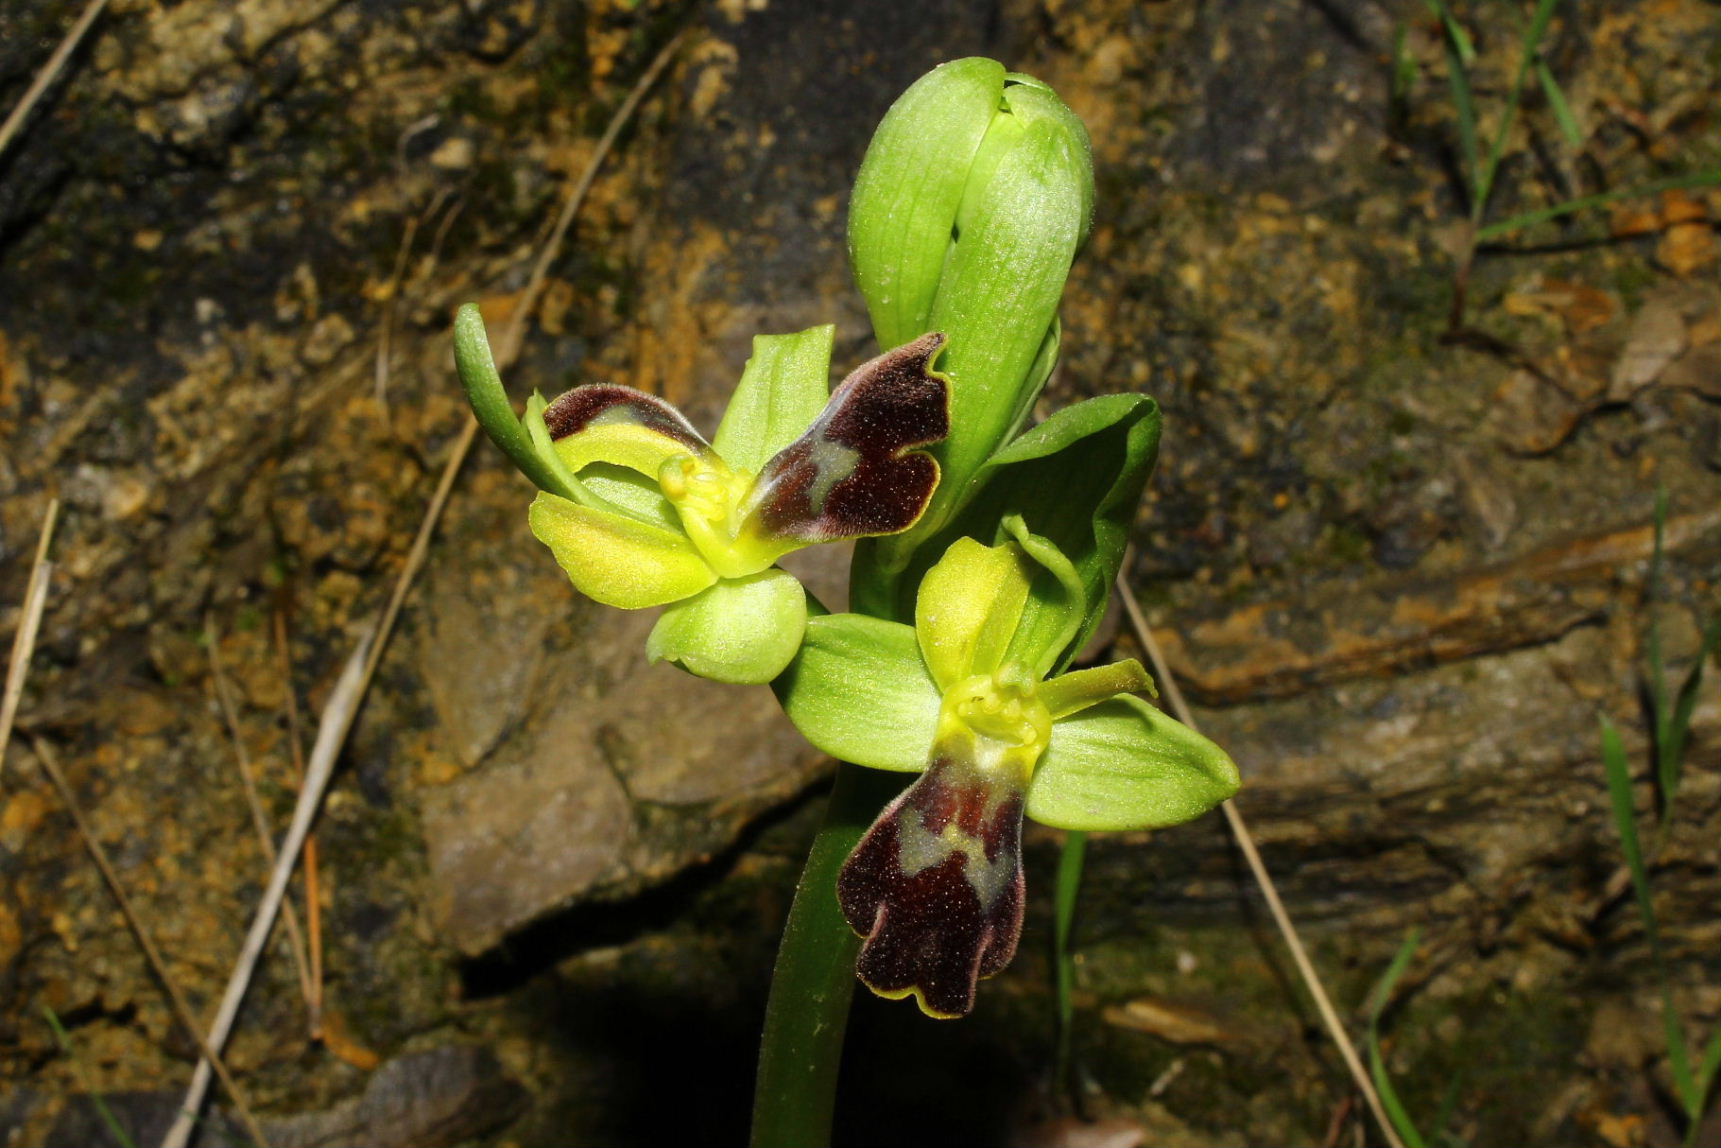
[1052,828,1087,1112]
[751,761,907,1147]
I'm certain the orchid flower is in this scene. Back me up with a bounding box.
[454,308,949,683]
[777,522,1239,1017]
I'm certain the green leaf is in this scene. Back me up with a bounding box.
[453,304,581,500]
[1696,1023,1721,1126]
[1664,613,1721,811]
[1426,0,1475,65]
[1426,0,1479,198]
[1601,716,1655,941]
[714,325,836,475]
[528,491,716,609]
[913,537,1033,691]
[646,567,808,684]
[848,57,1006,350]
[1028,695,1239,831]
[774,613,940,771]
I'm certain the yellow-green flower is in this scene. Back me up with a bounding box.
[454,307,950,683]
[778,524,1239,1016]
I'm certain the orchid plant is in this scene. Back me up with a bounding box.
[453,56,1240,1146]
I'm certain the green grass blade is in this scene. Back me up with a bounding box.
[1599,716,1700,1116]
[1695,1022,1721,1119]
[1392,23,1417,105]
[1426,0,1476,64]
[1476,170,1721,241]
[1472,0,1563,222]
[42,1007,138,1148]
[1427,0,1480,197]
[1536,58,1583,147]
[1600,716,1655,940]
[1366,928,1428,1148]
[1661,981,1697,1120]
[1052,828,1088,1106]
[1663,614,1720,806]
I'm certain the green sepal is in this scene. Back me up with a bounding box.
[774,613,940,771]
[848,57,1007,349]
[914,536,1033,692]
[943,393,1161,670]
[453,304,582,500]
[998,515,1085,681]
[528,491,716,609]
[646,567,808,684]
[1027,694,1239,832]
[713,325,836,475]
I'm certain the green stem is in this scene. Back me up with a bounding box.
[1051,829,1087,1112]
[751,762,907,1148]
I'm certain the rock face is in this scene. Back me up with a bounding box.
[1,0,1717,1145]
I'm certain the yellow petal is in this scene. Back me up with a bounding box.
[528,492,717,609]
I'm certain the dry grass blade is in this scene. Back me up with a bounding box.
[207,616,317,1018]
[0,0,112,162]
[30,736,270,1148]
[1,499,58,782]
[1113,569,1406,1148]
[274,608,325,1032]
[163,31,690,1145]
[161,628,372,1148]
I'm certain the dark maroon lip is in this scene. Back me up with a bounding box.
[837,745,1026,1019]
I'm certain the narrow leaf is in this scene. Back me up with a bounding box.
[1477,170,1721,242]
[1473,0,1562,219]
[1536,58,1582,148]
[1600,715,1654,936]
[1365,928,1428,1148]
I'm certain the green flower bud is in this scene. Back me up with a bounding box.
[848,59,1094,583]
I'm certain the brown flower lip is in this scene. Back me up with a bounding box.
[837,744,1026,1019]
